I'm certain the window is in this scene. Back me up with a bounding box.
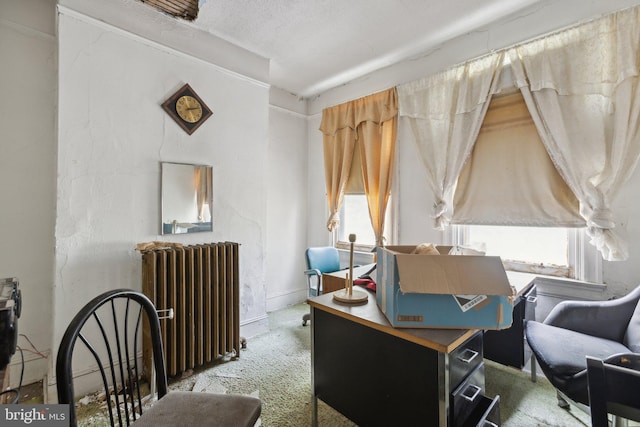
[336,194,391,251]
[447,89,602,281]
[458,225,569,275]
[451,224,601,282]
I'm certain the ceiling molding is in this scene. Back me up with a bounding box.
[57,0,270,86]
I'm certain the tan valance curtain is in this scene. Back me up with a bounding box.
[319,88,398,245]
[453,91,583,226]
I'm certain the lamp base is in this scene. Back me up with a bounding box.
[332,288,368,304]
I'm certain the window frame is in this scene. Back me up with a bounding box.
[449,225,601,283]
[334,193,394,252]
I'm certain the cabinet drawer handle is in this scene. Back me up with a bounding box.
[461,384,482,402]
[457,349,479,364]
[527,295,538,304]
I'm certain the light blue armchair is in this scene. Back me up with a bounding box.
[302,246,342,326]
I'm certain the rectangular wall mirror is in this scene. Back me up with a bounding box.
[161,162,213,235]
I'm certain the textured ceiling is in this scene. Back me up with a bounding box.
[147,0,634,99]
[191,0,547,98]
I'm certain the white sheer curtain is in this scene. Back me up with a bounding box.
[508,5,640,261]
[397,53,504,229]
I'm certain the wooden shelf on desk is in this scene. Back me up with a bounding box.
[321,264,375,294]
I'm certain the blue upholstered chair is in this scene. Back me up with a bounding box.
[525,285,640,412]
[302,246,342,326]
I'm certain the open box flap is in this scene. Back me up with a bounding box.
[394,254,512,296]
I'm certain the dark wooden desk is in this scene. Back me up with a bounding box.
[321,264,375,294]
[308,292,498,427]
[484,272,537,370]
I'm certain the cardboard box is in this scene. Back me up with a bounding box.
[375,245,514,329]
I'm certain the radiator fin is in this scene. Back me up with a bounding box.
[141,242,240,377]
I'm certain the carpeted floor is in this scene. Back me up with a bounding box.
[161,303,596,427]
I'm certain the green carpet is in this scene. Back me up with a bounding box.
[485,360,589,426]
[161,303,595,427]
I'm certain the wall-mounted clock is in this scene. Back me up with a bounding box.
[162,83,213,135]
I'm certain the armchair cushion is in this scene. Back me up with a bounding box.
[527,321,630,377]
[526,285,640,407]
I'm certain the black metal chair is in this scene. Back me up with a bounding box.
[587,353,640,427]
[525,285,640,411]
[56,289,261,427]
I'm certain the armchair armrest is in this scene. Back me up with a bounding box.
[304,268,322,293]
[603,352,640,369]
[304,269,321,277]
[545,291,640,342]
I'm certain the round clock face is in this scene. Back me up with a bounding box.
[175,95,203,123]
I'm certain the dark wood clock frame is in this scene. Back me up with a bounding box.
[162,83,212,135]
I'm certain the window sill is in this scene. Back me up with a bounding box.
[502,260,571,278]
[335,242,376,253]
[507,270,606,301]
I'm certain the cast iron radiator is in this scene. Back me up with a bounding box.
[141,242,240,377]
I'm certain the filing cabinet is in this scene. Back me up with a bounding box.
[464,395,501,427]
[450,331,483,388]
[484,284,537,368]
[449,332,501,426]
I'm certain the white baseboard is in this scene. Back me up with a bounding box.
[6,352,48,389]
[240,314,269,339]
[266,289,308,313]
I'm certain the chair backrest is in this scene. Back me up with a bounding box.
[306,246,341,274]
[587,354,640,427]
[623,285,640,352]
[56,289,168,427]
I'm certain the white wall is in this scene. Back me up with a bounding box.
[265,89,309,311]
[305,114,332,248]
[0,0,57,386]
[50,3,271,396]
[602,163,640,296]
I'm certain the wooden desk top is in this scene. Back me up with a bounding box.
[308,291,477,354]
[506,271,536,297]
[322,264,376,280]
